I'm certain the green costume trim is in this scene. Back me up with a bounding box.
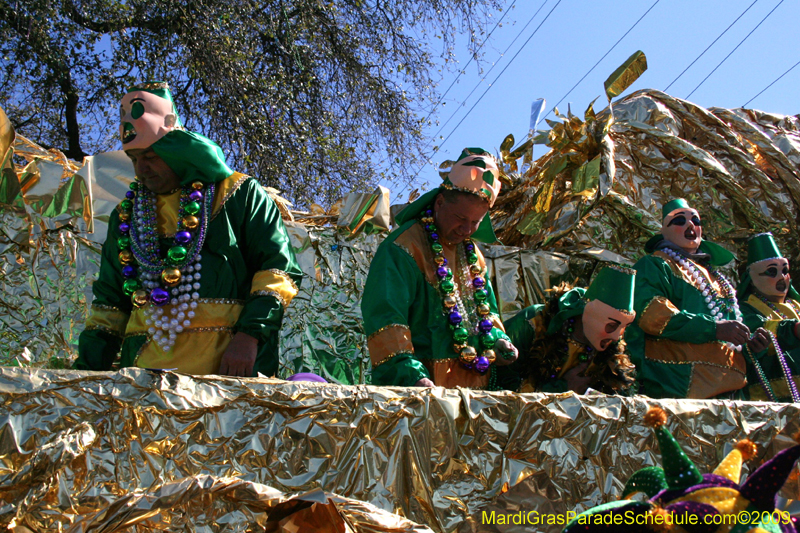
[151,130,234,186]
[76,178,302,376]
[546,288,587,336]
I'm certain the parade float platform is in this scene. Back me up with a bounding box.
[4,86,800,531]
[2,367,800,532]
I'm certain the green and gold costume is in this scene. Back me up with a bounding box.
[626,238,746,399]
[737,233,800,401]
[362,148,510,389]
[502,267,637,394]
[739,295,800,401]
[76,82,301,375]
[77,175,301,375]
[362,217,509,388]
[501,292,588,393]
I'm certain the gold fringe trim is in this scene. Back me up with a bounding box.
[367,323,411,342]
[210,173,250,221]
[371,350,413,368]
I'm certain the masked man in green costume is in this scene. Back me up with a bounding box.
[362,148,518,389]
[625,198,762,398]
[75,81,302,377]
[737,233,800,402]
[501,265,638,394]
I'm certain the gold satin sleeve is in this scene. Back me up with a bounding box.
[85,305,130,337]
[368,324,414,367]
[639,296,679,336]
[250,269,299,308]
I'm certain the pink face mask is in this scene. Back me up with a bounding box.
[661,208,703,252]
[750,258,791,298]
[119,91,179,150]
[581,299,635,352]
[448,155,501,207]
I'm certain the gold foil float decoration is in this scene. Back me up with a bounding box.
[0,367,798,532]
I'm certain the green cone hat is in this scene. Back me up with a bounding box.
[661,198,690,221]
[644,407,703,490]
[747,233,783,266]
[622,466,668,499]
[584,264,635,313]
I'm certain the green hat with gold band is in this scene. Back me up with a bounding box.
[737,232,800,300]
[545,264,635,335]
[585,264,636,313]
[746,232,783,266]
[661,198,690,220]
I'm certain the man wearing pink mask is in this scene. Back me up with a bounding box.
[75,82,301,377]
[737,233,800,402]
[626,198,761,398]
[362,148,518,389]
[500,265,638,394]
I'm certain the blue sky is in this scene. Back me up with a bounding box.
[383,0,799,200]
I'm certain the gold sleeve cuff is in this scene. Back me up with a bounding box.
[85,305,130,337]
[368,324,414,367]
[639,296,679,336]
[250,269,299,308]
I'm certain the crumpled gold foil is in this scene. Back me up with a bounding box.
[493,89,800,287]
[1,367,799,533]
[45,477,434,533]
[337,186,392,237]
[280,222,379,384]
[604,50,647,100]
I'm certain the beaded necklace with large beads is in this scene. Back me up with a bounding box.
[117,179,214,352]
[661,247,742,320]
[420,207,496,374]
[754,293,800,320]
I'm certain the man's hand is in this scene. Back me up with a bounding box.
[415,377,435,387]
[493,338,518,366]
[218,332,258,377]
[715,320,751,346]
[747,327,771,353]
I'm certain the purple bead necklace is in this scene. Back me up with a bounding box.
[421,207,496,374]
[117,179,214,352]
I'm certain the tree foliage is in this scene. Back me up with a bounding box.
[1,0,505,205]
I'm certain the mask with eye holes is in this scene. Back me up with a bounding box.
[580,265,637,352]
[119,84,182,150]
[750,257,791,299]
[661,207,703,252]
